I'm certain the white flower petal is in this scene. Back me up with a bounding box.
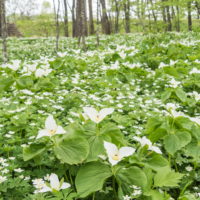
[104,141,118,157]
[149,146,162,154]
[50,173,60,190]
[36,129,50,139]
[119,147,135,159]
[83,107,99,123]
[108,158,120,166]
[61,182,71,189]
[56,126,66,134]
[99,108,114,121]
[45,115,57,130]
[39,185,52,193]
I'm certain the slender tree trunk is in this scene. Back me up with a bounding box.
[96,0,100,45]
[88,0,95,35]
[187,1,192,31]
[161,0,167,32]
[149,0,158,31]
[53,0,60,52]
[114,0,120,33]
[196,1,200,19]
[100,0,111,34]
[72,0,76,37]
[84,0,88,36]
[76,0,86,50]
[63,0,69,37]
[166,5,172,31]
[176,5,180,32]
[124,0,130,33]
[0,0,8,62]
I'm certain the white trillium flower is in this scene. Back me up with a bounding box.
[36,115,66,139]
[133,136,162,154]
[83,107,114,123]
[104,141,135,166]
[36,173,70,193]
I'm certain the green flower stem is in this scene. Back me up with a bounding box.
[112,176,118,200]
[96,123,100,136]
[92,192,95,200]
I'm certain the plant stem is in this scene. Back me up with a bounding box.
[92,192,95,200]
[112,176,118,200]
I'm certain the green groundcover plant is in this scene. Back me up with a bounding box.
[0,32,200,199]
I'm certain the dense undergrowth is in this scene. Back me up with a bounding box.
[0,33,200,199]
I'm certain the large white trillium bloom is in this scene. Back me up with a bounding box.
[104,141,135,166]
[133,136,162,154]
[36,173,70,193]
[83,107,114,123]
[37,115,66,139]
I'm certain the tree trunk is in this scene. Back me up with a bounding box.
[84,0,88,36]
[161,0,167,32]
[149,0,158,31]
[124,0,130,33]
[176,5,180,32]
[76,0,86,49]
[166,5,172,31]
[96,0,100,46]
[196,1,200,19]
[63,0,69,37]
[187,1,192,31]
[88,0,95,35]
[100,0,111,34]
[72,0,76,37]
[114,0,120,33]
[53,0,60,52]
[0,0,8,62]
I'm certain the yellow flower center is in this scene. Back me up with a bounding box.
[112,154,120,161]
[49,129,56,136]
[95,115,100,122]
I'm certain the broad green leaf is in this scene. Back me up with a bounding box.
[185,140,200,160]
[175,117,194,131]
[175,88,187,102]
[116,166,147,189]
[75,162,112,198]
[16,76,33,89]
[54,136,89,165]
[163,134,180,155]
[176,131,191,148]
[163,131,191,155]
[100,123,126,145]
[144,154,169,171]
[86,135,104,162]
[144,190,165,200]
[154,167,184,187]
[23,143,47,161]
[161,90,172,102]
[0,77,14,92]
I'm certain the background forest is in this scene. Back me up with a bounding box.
[1,0,200,38]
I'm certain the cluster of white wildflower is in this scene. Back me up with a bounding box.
[33,173,70,193]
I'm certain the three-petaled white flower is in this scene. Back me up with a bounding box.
[34,173,70,193]
[133,136,162,154]
[83,107,114,123]
[36,115,66,139]
[104,141,135,166]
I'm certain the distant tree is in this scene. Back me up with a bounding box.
[123,0,131,33]
[0,0,8,62]
[76,0,87,49]
[53,0,61,52]
[88,0,95,35]
[187,1,192,31]
[100,0,111,34]
[63,0,69,37]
